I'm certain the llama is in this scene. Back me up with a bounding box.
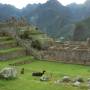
[32,70,46,76]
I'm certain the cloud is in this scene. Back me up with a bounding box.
[0,0,47,8]
[59,0,86,5]
[0,0,86,9]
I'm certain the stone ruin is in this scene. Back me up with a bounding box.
[0,20,90,65]
[41,40,90,65]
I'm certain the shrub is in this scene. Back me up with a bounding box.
[31,40,42,50]
[20,30,30,39]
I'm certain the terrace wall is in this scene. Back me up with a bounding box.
[42,49,90,65]
[0,49,26,61]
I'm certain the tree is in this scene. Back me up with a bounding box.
[20,30,30,39]
[31,40,42,50]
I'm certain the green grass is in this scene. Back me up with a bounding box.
[0,58,90,90]
[0,40,16,45]
[0,56,33,69]
[0,47,24,54]
[0,36,12,41]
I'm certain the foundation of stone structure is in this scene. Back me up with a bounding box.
[41,42,90,65]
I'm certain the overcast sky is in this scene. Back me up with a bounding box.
[0,0,86,9]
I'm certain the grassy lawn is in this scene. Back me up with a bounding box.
[0,47,24,54]
[0,40,16,45]
[0,58,90,90]
[0,36,12,41]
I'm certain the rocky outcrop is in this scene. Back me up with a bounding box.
[0,67,17,79]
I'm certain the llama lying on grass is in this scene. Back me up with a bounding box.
[32,70,46,76]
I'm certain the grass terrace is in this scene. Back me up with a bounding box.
[0,47,24,54]
[0,57,90,90]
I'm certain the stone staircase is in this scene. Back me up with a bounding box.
[0,34,30,61]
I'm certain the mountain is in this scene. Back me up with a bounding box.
[0,0,90,41]
[22,0,71,38]
[57,16,90,41]
[0,3,20,21]
[73,17,90,41]
[67,0,90,21]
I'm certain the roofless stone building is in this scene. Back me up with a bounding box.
[41,40,90,65]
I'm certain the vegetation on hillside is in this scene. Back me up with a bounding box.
[73,17,90,41]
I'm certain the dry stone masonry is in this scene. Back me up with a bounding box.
[42,40,90,65]
[0,21,90,65]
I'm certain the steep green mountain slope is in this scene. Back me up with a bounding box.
[23,0,71,38]
[0,0,90,40]
[56,17,90,41]
[73,17,90,41]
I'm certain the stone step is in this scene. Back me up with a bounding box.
[0,40,18,50]
[0,47,26,61]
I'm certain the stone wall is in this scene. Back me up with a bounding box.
[42,48,90,65]
[0,27,90,65]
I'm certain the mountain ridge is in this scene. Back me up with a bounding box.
[0,0,90,41]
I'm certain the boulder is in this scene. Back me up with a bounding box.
[87,78,90,88]
[0,67,17,79]
[61,76,71,82]
[40,75,49,81]
[73,81,81,87]
[73,77,84,83]
[54,80,61,84]
[87,78,90,82]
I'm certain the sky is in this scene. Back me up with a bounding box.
[0,0,86,9]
